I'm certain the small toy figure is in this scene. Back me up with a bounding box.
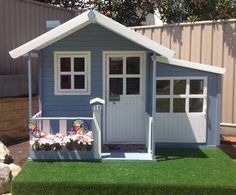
[29,122,41,138]
[73,120,85,134]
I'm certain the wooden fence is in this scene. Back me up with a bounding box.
[0,96,38,143]
[133,20,236,125]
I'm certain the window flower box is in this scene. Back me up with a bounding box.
[29,120,97,161]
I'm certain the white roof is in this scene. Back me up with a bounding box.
[9,10,175,59]
[156,56,225,75]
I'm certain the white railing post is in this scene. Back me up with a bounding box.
[42,119,50,135]
[59,120,67,135]
[145,113,148,150]
[151,53,157,159]
[90,98,105,160]
[27,52,32,120]
[148,117,153,154]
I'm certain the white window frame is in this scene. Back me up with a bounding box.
[54,51,91,95]
[106,54,143,96]
[156,77,207,114]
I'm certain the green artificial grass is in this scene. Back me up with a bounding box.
[12,148,236,195]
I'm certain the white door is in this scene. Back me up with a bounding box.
[104,52,146,144]
[154,77,207,143]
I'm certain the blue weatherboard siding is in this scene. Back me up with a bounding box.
[155,62,222,146]
[40,22,221,146]
[40,24,149,119]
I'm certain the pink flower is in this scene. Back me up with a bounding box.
[86,131,93,139]
[56,133,64,138]
[54,137,64,145]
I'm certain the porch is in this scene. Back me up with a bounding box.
[29,98,155,161]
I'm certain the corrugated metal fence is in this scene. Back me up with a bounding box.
[0,0,74,97]
[133,20,236,124]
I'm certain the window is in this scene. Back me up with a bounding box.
[54,52,91,95]
[156,98,170,112]
[156,77,207,113]
[108,55,142,96]
[156,80,170,95]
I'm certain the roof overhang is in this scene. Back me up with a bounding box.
[156,56,225,75]
[9,10,175,59]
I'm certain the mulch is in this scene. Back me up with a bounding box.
[7,140,29,167]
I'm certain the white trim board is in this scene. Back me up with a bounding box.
[9,10,175,59]
[156,56,225,75]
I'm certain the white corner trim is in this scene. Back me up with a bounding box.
[9,10,175,59]
[156,56,225,75]
[54,51,91,96]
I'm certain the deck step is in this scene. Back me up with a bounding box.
[221,135,236,144]
[101,152,154,161]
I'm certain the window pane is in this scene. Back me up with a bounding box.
[173,98,185,112]
[126,57,140,74]
[109,57,123,74]
[60,58,71,72]
[189,98,203,112]
[109,78,123,95]
[74,58,85,72]
[190,80,204,94]
[61,75,71,89]
[174,80,186,95]
[156,98,170,112]
[74,75,85,89]
[126,78,140,95]
[156,80,170,95]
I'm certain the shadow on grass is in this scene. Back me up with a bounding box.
[156,148,208,162]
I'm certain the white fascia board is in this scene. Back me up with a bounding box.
[9,10,175,59]
[9,10,92,59]
[94,10,175,58]
[156,56,225,75]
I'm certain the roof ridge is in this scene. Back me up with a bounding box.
[9,10,175,59]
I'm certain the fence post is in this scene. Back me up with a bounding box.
[90,98,105,160]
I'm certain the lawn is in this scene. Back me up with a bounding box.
[12,148,236,195]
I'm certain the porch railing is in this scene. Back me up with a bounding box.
[145,113,154,158]
[31,111,94,135]
[29,98,105,161]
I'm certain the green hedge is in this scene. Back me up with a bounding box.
[12,148,236,195]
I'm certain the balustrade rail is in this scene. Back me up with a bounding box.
[29,97,104,161]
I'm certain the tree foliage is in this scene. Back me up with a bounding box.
[156,0,236,23]
[34,0,155,26]
[35,0,89,9]
[34,0,236,25]
[92,0,156,26]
